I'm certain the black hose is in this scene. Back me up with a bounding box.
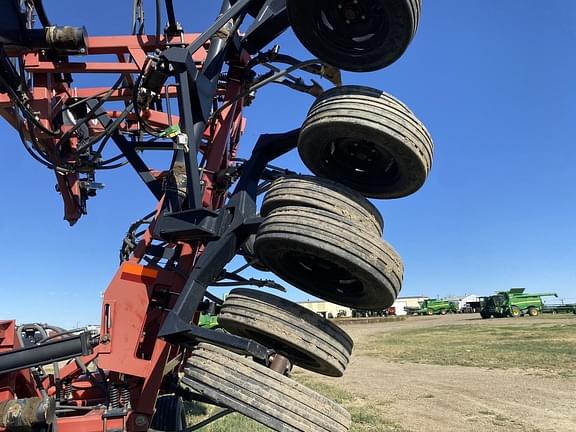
[75,103,132,153]
[15,114,56,169]
[96,156,129,170]
[186,409,234,431]
[132,57,165,137]
[58,75,126,148]
[62,87,126,112]
[98,153,126,165]
[0,73,60,136]
[209,59,321,121]
[16,108,74,173]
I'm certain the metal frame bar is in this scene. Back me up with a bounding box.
[0,332,94,376]
[159,129,299,338]
[0,1,310,430]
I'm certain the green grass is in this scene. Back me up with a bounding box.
[363,320,576,377]
[183,316,576,430]
[185,375,405,431]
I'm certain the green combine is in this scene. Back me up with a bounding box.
[480,288,557,318]
[416,299,458,315]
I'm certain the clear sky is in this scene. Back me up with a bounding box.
[0,1,575,327]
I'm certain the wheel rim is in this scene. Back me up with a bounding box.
[254,206,401,309]
[324,138,400,187]
[255,237,397,309]
[312,0,390,58]
[283,250,364,297]
[287,0,414,71]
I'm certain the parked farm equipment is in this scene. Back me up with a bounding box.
[542,303,576,315]
[0,1,433,431]
[351,307,396,318]
[480,288,557,318]
[414,299,458,315]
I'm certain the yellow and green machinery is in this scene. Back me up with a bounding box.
[480,288,557,318]
[414,299,458,315]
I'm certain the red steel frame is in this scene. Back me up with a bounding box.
[0,33,249,432]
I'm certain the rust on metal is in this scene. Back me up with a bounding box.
[269,353,292,375]
[0,398,55,429]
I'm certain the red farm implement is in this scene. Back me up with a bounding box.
[0,1,433,430]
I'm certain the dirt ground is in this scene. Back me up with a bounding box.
[303,314,576,432]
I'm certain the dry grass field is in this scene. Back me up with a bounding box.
[186,313,576,431]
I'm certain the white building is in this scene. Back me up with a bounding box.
[458,295,481,312]
[298,297,429,318]
[298,301,352,318]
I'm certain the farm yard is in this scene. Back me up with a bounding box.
[1,2,575,432]
[187,314,576,431]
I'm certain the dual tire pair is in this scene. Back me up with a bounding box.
[154,289,354,431]
[244,84,432,310]
[180,289,354,431]
[244,174,403,310]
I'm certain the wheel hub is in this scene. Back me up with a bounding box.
[338,0,366,24]
[325,138,399,182]
[316,0,387,51]
[285,250,363,296]
[342,140,379,164]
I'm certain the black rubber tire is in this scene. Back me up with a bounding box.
[254,206,403,309]
[182,343,351,432]
[241,233,269,272]
[287,0,421,72]
[218,288,353,377]
[150,395,186,431]
[528,307,539,317]
[298,85,433,199]
[261,175,383,236]
[510,306,521,318]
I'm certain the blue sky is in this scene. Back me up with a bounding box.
[0,1,575,327]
